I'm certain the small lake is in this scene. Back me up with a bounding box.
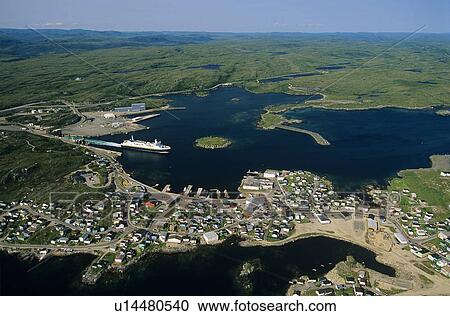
[99,86,450,193]
[259,72,320,83]
[187,63,221,70]
[0,236,395,295]
[316,65,346,70]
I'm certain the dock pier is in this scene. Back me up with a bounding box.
[131,113,160,123]
[275,125,330,146]
[162,184,171,192]
[183,185,193,196]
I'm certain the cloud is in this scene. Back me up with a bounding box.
[43,22,65,27]
[29,22,80,28]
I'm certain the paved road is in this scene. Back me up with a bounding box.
[61,99,87,126]
[0,229,131,251]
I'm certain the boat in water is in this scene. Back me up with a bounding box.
[121,136,171,154]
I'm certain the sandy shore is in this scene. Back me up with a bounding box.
[240,219,450,295]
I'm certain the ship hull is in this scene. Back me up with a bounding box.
[121,144,170,154]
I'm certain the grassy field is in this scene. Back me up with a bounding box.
[389,156,450,219]
[6,109,80,129]
[257,112,287,129]
[194,136,232,149]
[0,30,448,111]
[257,102,307,129]
[0,131,93,201]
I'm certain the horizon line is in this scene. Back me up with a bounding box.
[1,27,449,35]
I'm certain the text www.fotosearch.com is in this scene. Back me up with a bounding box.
[114,299,337,313]
[198,300,337,312]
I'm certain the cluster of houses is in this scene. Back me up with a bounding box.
[0,206,50,242]
[2,166,449,285]
[371,187,450,278]
[291,269,373,296]
[275,170,371,223]
[0,195,128,247]
[424,230,450,277]
[159,198,237,243]
[0,167,379,257]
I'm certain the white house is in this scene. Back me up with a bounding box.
[314,212,331,224]
[167,235,182,244]
[394,232,408,245]
[203,231,219,244]
[263,169,279,179]
[438,231,450,240]
[103,113,116,119]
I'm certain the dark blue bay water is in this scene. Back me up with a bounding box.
[0,236,395,295]
[100,87,450,193]
[0,252,95,295]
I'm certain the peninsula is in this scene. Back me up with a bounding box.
[258,107,330,145]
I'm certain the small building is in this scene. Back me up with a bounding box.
[367,214,378,231]
[314,212,331,224]
[438,231,450,240]
[242,177,260,191]
[260,179,274,190]
[320,279,332,287]
[79,233,89,243]
[410,246,428,258]
[203,231,219,244]
[440,265,450,277]
[353,286,364,296]
[130,103,146,111]
[394,232,408,245]
[58,237,69,244]
[241,176,273,191]
[132,192,146,206]
[114,252,125,264]
[167,235,182,244]
[158,233,167,243]
[51,129,63,137]
[103,113,116,119]
[345,276,355,285]
[315,288,334,296]
[115,103,146,113]
[263,169,279,179]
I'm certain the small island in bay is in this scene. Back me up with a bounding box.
[194,136,232,149]
[436,109,450,116]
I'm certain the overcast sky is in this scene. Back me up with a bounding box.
[0,0,449,33]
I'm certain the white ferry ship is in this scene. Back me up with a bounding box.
[121,136,171,154]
